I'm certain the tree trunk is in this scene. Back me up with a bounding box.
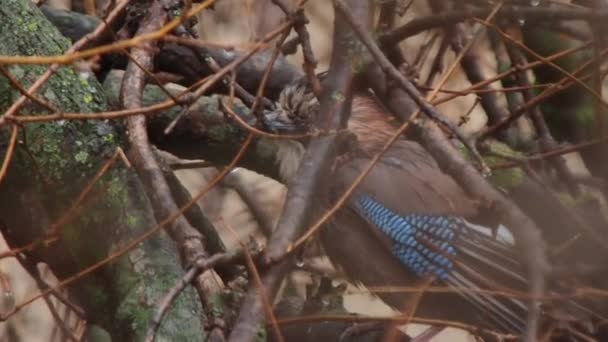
[0,0,206,340]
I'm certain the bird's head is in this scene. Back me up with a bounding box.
[263,78,397,183]
[262,81,319,183]
[263,81,319,136]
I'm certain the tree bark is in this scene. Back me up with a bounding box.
[0,1,207,340]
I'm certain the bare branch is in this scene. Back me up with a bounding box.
[120,1,226,340]
[226,1,372,341]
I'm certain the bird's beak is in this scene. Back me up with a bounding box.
[262,110,307,135]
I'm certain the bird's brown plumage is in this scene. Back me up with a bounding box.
[320,95,520,331]
[341,94,479,216]
[269,85,599,337]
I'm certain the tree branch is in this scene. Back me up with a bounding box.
[226,1,371,341]
[120,1,226,340]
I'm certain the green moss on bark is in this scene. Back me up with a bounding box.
[0,0,205,340]
[458,140,525,189]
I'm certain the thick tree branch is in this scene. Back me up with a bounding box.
[39,4,302,101]
[0,1,207,339]
[271,0,323,97]
[428,0,520,146]
[102,70,286,180]
[226,1,371,341]
[120,1,226,340]
[365,51,548,342]
[333,0,489,175]
[381,5,608,46]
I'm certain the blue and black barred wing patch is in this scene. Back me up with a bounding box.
[354,195,462,280]
[353,194,528,333]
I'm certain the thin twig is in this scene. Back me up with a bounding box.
[381,5,608,46]
[0,0,132,125]
[364,2,548,340]
[0,133,255,322]
[336,0,492,176]
[500,23,580,195]
[0,148,129,260]
[271,0,323,97]
[226,2,369,341]
[0,65,58,112]
[121,1,226,339]
[145,249,248,342]
[0,125,18,187]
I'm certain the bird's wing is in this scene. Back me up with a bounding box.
[331,140,479,217]
[327,143,530,333]
[353,194,529,333]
